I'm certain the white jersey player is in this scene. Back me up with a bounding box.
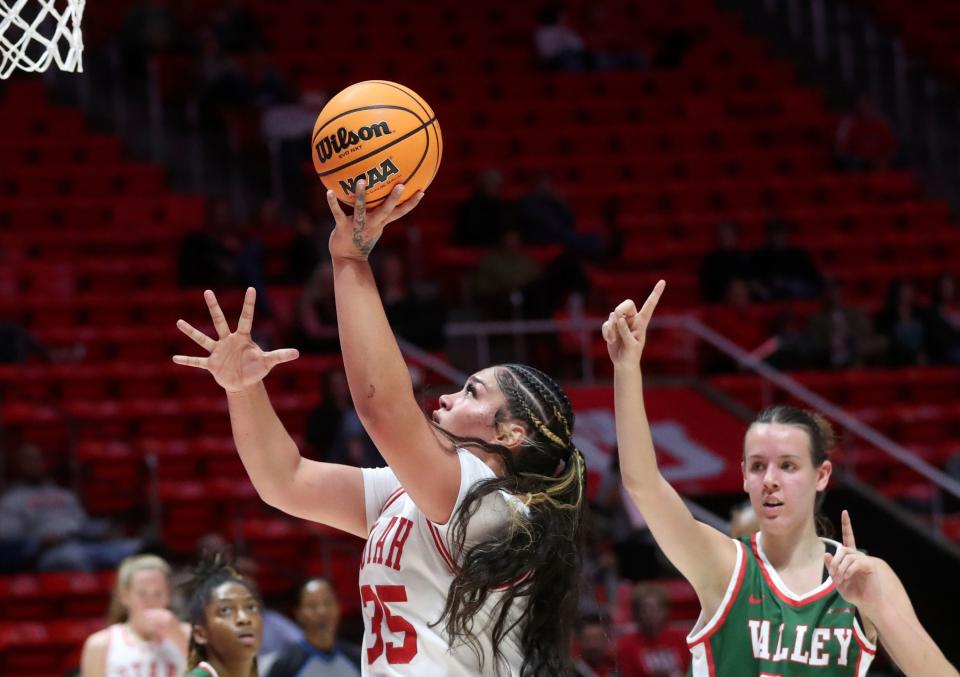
[80,555,189,677]
[175,181,587,675]
[359,450,527,675]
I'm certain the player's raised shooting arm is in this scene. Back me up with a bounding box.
[327,183,461,525]
[605,285,738,608]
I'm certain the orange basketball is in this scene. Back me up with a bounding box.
[311,80,442,207]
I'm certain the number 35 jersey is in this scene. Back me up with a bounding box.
[359,450,527,676]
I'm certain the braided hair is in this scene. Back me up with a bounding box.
[433,364,586,677]
[182,553,262,677]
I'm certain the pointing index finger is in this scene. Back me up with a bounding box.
[841,509,856,550]
[638,280,666,319]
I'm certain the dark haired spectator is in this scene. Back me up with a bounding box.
[698,221,753,303]
[289,262,340,354]
[285,209,332,285]
[176,199,270,317]
[518,174,605,259]
[468,228,543,319]
[581,4,650,70]
[835,96,898,171]
[452,169,515,247]
[703,279,770,372]
[0,321,47,363]
[750,219,822,301]
[652,31,693,69]
[305,369,382,468]
[876,278,927,365]
[594,455,662,582]
[806,279,881,368]
[262,89,325,210]
[924,272,960,364]
[261,578,361,677]
[380,252,448,350]
[118,0,191,88]
[765,308,814,370]
[575,613,620,677]
[211,0,264,53]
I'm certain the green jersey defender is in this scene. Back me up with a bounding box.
[687,533,876,677]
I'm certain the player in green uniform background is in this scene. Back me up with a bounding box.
[603,281,957,677]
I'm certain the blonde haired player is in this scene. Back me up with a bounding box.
[603,281,958,677]
[173,182,586,676]
[80,554,190,677]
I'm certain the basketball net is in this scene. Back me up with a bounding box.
[0,0,85,79]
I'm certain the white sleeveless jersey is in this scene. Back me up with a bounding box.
[104,622,185,677]
[359,450,528,676]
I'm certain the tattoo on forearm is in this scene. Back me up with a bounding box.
[351,192,379,257]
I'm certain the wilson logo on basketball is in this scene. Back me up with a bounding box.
[339,158,400,195]
[315,121,393,164]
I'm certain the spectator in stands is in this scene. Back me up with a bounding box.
[197,29,250,109]
[0,321,47,363]
[261,578,361,677]
[924,272,960,364]
[805,278,881,368]
[211,0,264,53]
[698,221,753,303]
[616,585,689,677]
[582,3,650,71]
[468,227,543,319]
[534,3,588,71]
[579,512,621,617]
[177,199,271,318]
[876,278,927,365]
[80,555,189,676]
[763,308,814,369]
[261,90,327,211]
[597,196,627,262]
[703,278,770,372]
[0,444,143,572]
[518,174,590,252]
[289,262,340,354]
[835,96,898,171]
[574,613,620,677]
[651,31,694,69]
[286,210,333,285]
[379,251,448,350]
[593,454,662,581]
[177,200,237,289]
[305,369,382,468]
[452,169,515,247]
[750,219,823,301]
[118,0,191,87]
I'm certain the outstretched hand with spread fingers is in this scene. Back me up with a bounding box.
[172,287,299,393]
[601,280,666,367]
[824,510,882,612]
[326,179,424,261]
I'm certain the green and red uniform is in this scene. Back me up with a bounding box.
[686,533,877,676]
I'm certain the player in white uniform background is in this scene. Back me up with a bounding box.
[174,181,587,675]
[79,554,189,677]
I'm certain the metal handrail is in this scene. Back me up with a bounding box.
[442,313,960,504]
